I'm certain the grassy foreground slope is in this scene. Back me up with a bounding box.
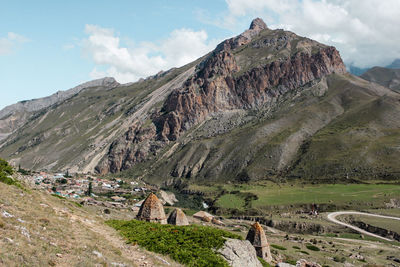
[0,176,177,266]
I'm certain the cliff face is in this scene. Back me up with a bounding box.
[156,46,345,142]
[96,18,346,174]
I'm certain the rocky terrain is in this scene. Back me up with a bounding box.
[1,18,400,185]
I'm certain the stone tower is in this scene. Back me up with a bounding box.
[246,222,272,262]
[167,208,189,226]
[136,193,167,224]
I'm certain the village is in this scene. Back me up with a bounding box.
[17,170,152,209]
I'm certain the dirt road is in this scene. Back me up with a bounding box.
[327,211,400,241]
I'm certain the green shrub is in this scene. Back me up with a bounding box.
[0,159,23,189]
[299,250,309,255]
[258,257,273,267]
[292,245,301,249]
[107,219,242,267]
[333,256,346,263]
[306,244,320,251]
[270,244,287,250]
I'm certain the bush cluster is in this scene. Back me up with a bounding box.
[107,219,242,267]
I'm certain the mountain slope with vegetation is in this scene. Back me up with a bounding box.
[1,18,400,186]
[361,66,400,92]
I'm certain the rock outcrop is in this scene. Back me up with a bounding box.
[167,208,189,226]
[218,238,262,267]
[246,222,272,262]
[136,193,167,224]
[296,259,321,267]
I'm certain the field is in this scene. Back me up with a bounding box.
[190,182,400,212]
[339,214,400,234]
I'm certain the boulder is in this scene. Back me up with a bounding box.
[277,263,296,267]
[218,238,262,267]
[167,208,189,226]
[296,259,321,267]
[193,211,213,222]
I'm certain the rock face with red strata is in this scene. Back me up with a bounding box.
[136,193,167,224]
[167,208,189,226]
[246,222,272,263]
[96,18,346,175]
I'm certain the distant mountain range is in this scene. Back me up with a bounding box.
[1,18,400,185]
[349,59,400,76]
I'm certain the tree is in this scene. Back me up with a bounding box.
[86,182,93,196]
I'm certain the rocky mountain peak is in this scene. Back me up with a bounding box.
[249,18,267,31]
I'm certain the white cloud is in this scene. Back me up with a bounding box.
[0,32,29,55]
[224,0,400,68]
[83,24,218,83]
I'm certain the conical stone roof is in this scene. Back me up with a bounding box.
[167,208,189,226]
[246,222,272,262]
[246,222,268,247]
[136,193,167,224]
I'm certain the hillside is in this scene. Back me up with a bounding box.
[0,77,119,142]
[1,18,400,185]
[361,66,400,92]
[0,175,177,266]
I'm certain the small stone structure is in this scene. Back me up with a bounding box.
[167,208,189,226]
[136,193,167,224]
[246,222,272,262]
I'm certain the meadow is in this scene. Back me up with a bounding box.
[190,182,400,211]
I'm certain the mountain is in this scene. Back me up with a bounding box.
[0,77,119,141]
[386,59,400,69]
[1,18,400,185]
[361,67,400,92]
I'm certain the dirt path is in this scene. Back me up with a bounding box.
[327,211,400,241]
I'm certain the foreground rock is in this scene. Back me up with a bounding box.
[167,208,189,226]
[246,222,272,263]
[296,259,321,267]
[136,193,167,224]
[218,238,262,267]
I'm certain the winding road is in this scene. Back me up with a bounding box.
[327,211,400,241]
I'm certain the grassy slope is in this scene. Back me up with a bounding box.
[0,177,177,266]
[189,182,400,211]
[0,63,195,171]
[138,73,400,186]
[339,214,400,234]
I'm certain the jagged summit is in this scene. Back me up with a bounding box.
[249,18,267,31]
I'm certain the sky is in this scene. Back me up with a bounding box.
[1,0,400,110]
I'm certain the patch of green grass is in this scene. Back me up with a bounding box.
[270,244,287,250]
[292,245,301,249]
[348,214,400,234]
[51,194,66,200]
[306,244,320,251]
[258,257,273,267]
[106,219,242,267]
[215,194,245,209]
[299,250,309,255]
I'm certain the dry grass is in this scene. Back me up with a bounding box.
[0,181,180,267]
